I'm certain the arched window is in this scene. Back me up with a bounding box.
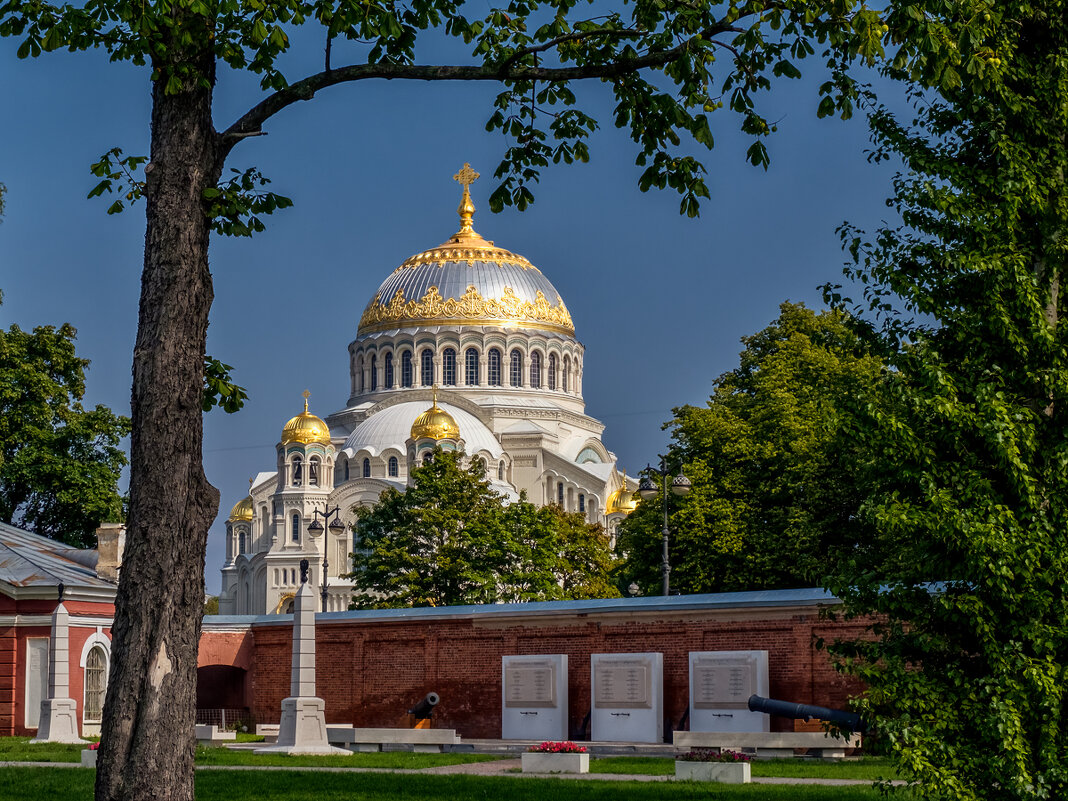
[579,493,586,513]
[291,513,300,543]
[344,458,350,481]
[563,356,570,393]
[238,531,246,555]
[291,455,303,487]
[510,349,523,387]
[357,357,365,392]
[488,348,502,386]
[548,353,557,390]
[442,348,457,385]
[401,351,413,387]
[370,355,378,391]
[465,348,480,386]
[421,349,434,386]
[530,351,542,389]
[498,461,505,481]
[84,646,106,723]
[422,452,433,465]
[388,456,399,477]
[384,352,394,388]
[362,458,371,478]
[308,456,320,487]
[557,482,564,506]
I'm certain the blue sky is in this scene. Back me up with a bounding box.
[2,37,897,594]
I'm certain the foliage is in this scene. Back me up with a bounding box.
[202,595,219,615]
[528,741,587,753]
[822,3,1068,800]
[0,321,129,548]
[616,302,883,595]
[349,449,617,608]
[202,357,248,414]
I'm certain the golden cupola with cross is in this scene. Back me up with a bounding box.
[281,391,332,446]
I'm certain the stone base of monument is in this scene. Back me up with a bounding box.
[254,698,351,755]
[521,752,589,774]
[675,761,751,783]
[31,698,83,744]
[80,749,98,768]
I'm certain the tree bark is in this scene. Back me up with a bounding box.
[95,42,220,801]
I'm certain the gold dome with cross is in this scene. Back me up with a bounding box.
[281,391,332,446]
[410,387,461,441]
[358,164,575,337]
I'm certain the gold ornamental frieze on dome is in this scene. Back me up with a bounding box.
[395,243,539,271]
[359,283,575,335]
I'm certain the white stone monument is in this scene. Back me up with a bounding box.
[688,650,770,733]
[31,601,83,744]
[501,654,568,740]
[590,652,663,743]
[256,563,349,755]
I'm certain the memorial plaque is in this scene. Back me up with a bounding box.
[692,654,757,710]
[504,659,557,708]
[593,657,652,709]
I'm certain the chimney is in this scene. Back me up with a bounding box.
[95,523,126,583]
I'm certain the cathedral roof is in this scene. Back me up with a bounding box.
[228,496,254,522]
[281,392,331,446]
[357,164,575,338]
[342,400,503,459]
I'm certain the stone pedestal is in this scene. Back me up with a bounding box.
[31,604,83,744]
[33,698,81,744]
[501,654,568,741]
[255,581,349,756]
[590,652,663,743]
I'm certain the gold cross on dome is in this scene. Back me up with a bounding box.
[302,389,310,412]
[453,163,479,188]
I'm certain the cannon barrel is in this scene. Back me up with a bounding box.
[408,692,440,719]
[747,695,863,732]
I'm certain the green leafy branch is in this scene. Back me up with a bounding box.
[202,167,294,237]
[88,147,147,214]
[202,356,248,414]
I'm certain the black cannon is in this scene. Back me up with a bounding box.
[747,695,864,733]
[408,692,440,720]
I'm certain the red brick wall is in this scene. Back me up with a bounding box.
[233,605,869,738]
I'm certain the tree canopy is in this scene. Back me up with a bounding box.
[350,449,617,607]
[0,320,129,547]
[822,3,1068,799]
[616,302,883,595]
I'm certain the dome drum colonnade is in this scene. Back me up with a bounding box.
[219,164,637,616]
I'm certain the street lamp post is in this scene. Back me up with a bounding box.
[307,505,346,612]
[637,456,691,596]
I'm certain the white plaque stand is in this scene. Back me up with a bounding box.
[688,650,770,733]
[590,653,663,743]
[256,581,349,755]
[31,603,82,744]
[501,654,568,740]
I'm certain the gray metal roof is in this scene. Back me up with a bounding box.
[205,587,840,628]
[0,521,113,590]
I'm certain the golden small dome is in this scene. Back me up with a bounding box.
[281,391,332,446]
[606,472,638,516]
[228,495,254,522]
[410,388,460,441]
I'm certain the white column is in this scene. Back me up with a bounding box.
[31,603,82,743]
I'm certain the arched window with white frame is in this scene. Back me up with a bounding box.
[401,351,413,387]
[291,513,300,543]
[291,455,303,487]
[530,351,542,389]
[421,349,434,386]
[308,456,320,487]
[465,348,479,386]
[548,353,557,390]
[370,354,378,391]
[510,349,522,387]
[384,352,394,388]
[362,458,371,478]
[488,348,502,386]
[388,456,399,477]
[442,348,457,385]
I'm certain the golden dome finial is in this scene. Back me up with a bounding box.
[302,389,311,413]
[452,163,480,240]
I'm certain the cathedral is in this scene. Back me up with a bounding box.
[218,165,638,615]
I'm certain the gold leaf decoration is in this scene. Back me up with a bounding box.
[359,284,575,335]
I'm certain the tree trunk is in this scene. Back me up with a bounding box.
[95,45,220,801]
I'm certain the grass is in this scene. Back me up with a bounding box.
[0,737,84,763]
[590,756,902,781]
[194,747,501,769]
[0,766,890,801]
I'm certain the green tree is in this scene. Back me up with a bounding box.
[0,0,884,794]
[822,4,1068,800]
[617,302,883,595]
[0,321,129,547]
[350,449,616,607]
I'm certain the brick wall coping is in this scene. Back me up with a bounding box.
[203,587,840,631]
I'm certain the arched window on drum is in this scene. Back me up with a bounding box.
[465,348,479,386]
[529,351,542,389]
[548,353,557,391]
[488,348,502,386]
[442,348,457,385]
[510,349,522,387]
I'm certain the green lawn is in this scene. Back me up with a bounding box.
[590,756,902,781]
[0,767,890,801]
[0,737,85,763]
[195,747,500,769]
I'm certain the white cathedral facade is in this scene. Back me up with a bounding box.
[218,165,638,615]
